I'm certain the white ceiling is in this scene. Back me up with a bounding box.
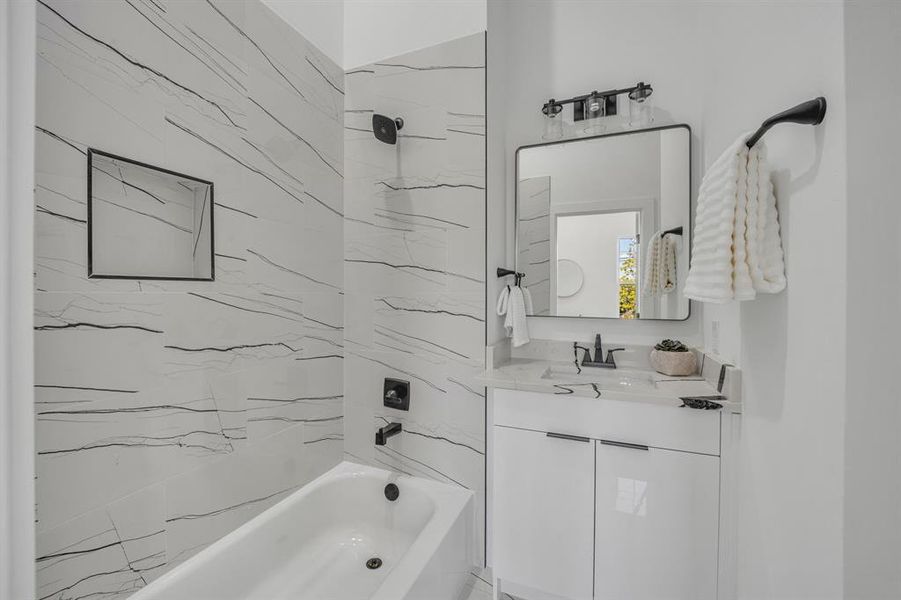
[261,0,487,70]
[261,0,344,67]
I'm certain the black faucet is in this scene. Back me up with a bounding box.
[574,334,626,369]
[375,422,402,446]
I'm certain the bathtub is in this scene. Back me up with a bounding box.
[131,462,474,600]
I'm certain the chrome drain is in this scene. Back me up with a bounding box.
[366,557,382,570]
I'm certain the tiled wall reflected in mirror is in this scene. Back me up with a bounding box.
[88,150,214,280]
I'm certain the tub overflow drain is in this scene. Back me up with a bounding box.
[366,557,383,570]
[384,483,399,501]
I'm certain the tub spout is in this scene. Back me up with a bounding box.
[375,422,402,446]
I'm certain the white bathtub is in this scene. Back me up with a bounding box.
[131,462,474,600]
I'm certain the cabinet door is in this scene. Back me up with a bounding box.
[595,441,719,600]
[493,426,594,600]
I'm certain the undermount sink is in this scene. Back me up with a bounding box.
[540,365,656,390]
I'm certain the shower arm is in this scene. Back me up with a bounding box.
[745,97,827,149]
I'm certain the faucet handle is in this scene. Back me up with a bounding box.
[605,348,626,365]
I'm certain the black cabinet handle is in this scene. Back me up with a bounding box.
[600,439,649,451]
[546,431,590,443]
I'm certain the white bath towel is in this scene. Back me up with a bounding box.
[684,133,786,303]
[745,144,787,293]
[643,232,679,296]
[501,286,530,347]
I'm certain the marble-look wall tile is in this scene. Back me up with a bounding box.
[343,32,487,562]
[34,0,343,596]
[36,487,167,600]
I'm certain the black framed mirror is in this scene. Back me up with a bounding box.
[515,124,691,320]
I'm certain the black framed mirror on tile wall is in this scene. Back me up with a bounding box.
[515,124,691,320]
[87,149,214,281]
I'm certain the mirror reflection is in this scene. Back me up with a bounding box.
[516,125,691,320]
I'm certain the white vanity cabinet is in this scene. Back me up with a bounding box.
[594,441,719,600]
[492,389,722,600]
[493,425,595,600]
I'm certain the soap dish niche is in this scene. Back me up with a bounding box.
[87,149,215,281]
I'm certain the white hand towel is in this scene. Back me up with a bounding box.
[521,286,534,315]
[643,232,662,296]
[643,232,679,296]
[504,286,530,347]
[660,233,678,293]
[684,134,786,303]
[496,285,510,316]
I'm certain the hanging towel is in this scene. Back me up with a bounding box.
[496,285,510,316]
[660,233,679,292]
[745,143,787,293]
[643,232,679,296]
[684,133,786,303]
[502,286,530,347]
[643,232,662,296]
[521,286,534,315]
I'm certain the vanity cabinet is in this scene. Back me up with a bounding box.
[492,389,722,600]
[493,426,595,600]
[594,441,719,600]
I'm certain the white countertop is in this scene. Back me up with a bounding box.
[475,342,741,412]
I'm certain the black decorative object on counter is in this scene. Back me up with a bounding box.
[680,396,726,410]
[654,339,689,352]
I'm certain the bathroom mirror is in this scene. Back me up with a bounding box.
[515,124,690,320]
[88,150,214,280]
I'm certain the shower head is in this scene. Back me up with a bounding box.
[372,114,404,145]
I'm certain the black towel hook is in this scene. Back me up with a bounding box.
[497,267,525,287]
[746,97,827,149]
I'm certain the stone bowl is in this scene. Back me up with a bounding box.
[650,349,697,377]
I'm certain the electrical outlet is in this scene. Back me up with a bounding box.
[710,320,720,356]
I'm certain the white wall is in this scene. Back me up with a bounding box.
[701,3,848,597]
[0,2,35,599]
[492,0,705,347]
[843,2,901,598]
[262,0,344,66]
[344,0,486,69]
[491,1,850,597]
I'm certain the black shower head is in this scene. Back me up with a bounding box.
[372,114,404,145]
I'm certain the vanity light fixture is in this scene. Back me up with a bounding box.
[541,99,564,140]
[540,81,653,124]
